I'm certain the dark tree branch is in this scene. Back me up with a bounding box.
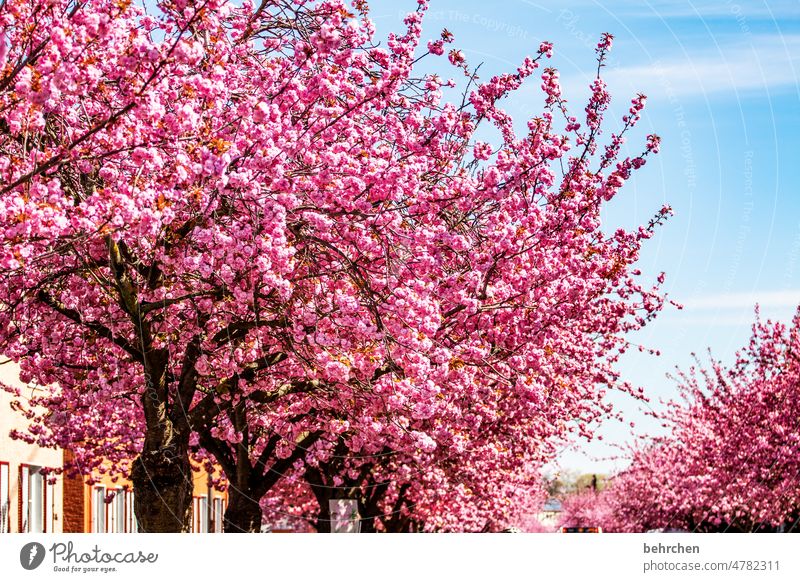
[259,430,322,494]
[140,290,221,315]
[36,290,143,362]
[188,366,319,430]
[198,432,236,480]
[211,318,289,345]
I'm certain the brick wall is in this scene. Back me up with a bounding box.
[61,450,85,533]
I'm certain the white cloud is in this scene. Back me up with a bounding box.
[619,0,800,20]
[682,290,800,310]
[537,0,800,20]
[560,34,800,99]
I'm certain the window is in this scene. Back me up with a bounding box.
[212,497,226,533]
[92,486,139,533]
[0,462,9,533]
[29,467,43,533]
[124,490,137,533]
[200,496,208,533]
[91,486,106,533]
[19,465,54,533]
[192,496,209,533]
[108,489,125,533]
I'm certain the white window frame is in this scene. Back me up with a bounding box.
[28,466,43,533]
[91,486,106,533]
[19,465,50,533]
[212,496,226,533]
[107,489,125,533]
[124,490,137,533]
[199,495,209,533]
[192,495,209,533]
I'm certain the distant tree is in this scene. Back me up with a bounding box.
[596,309,800,532]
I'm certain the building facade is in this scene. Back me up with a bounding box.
[61,452,228,533]
[0,363,64,533]
[1,362,227,533]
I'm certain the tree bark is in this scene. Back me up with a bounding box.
[224,489,264,533]
[106,238,197,532]
[358,498,376,533]
[305,465,333,533]
[130,446,193,533]
[380,483,412,532]
[315,501,333,533]
[130,344,194,532]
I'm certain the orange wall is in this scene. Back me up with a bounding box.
[63,452,228,533]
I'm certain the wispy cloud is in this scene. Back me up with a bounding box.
[683,290,800,310]
[539,0,800,20]
[559,34,800,99]
[616,0,800,20]
[613,36,799,97]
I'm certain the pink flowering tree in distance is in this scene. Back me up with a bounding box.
[557,487,613,531]
[0,0,669,532]
[298,420,550,532]
[562,309,800,532]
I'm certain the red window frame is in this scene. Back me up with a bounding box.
[191,497,198,532]
[0,461,9,533]
[18,463,28,533]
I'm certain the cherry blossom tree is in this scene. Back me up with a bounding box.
[557,487,613,531]
[1,0,668,532]
[298,426,549,532]
[581,309,800,532]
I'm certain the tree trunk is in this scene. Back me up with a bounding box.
[130,447,193,533]
[315,500,332,533]
[379,483,412,532]
[358,498,376,533]
[224,489,264,533]
[106,239,199,532]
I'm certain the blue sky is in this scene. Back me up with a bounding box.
[370,0,800,475]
